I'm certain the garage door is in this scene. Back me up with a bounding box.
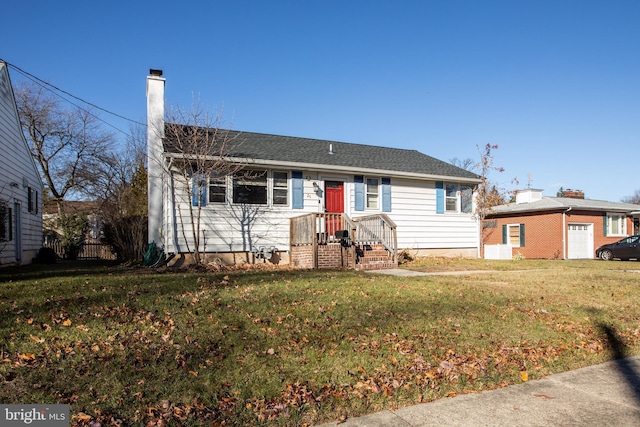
[567,223,593,259]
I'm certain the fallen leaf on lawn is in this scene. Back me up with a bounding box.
[29,335,44,343]
[62,319,72,326]
[266,348,275,355]
[18,353,36,361]
[520,371,529,382]
[189,370,198,377]
[75,413,92,422]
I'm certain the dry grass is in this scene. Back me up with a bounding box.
[1,259,639,426]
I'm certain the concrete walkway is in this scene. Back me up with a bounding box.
[316,356,640,426]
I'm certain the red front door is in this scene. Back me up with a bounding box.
[325,181,344,237]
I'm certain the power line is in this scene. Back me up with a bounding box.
[2,59,146,137]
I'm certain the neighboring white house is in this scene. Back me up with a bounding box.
[0,61,43,265]
[146,70,482,266]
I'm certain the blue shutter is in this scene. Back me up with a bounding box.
[436,181,444,214]
[502,224,507,244]
[519,224,525,247]
[200,181,207,206]
[603,214,608,236]
[354,175,364,211]
[191,177,199,206]
[381,177,391,212]
[191,176,207,206]
[292,171,303,209]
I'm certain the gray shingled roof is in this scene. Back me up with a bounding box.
[489,197,640,215]
[164,127,480,181]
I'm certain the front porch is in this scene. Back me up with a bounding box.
[289,213,398,270]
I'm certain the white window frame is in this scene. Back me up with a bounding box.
[445,183,474,213]
[365,177,379,210]
[208,175,227,204]
[605,213,627,236]
[507,224,521,247]
[272,171,289,206]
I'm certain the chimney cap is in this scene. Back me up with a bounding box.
[149,69,163,77]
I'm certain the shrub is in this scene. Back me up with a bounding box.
[35,247,57,264]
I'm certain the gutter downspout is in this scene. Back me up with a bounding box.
[562,207,572,259]
[166,157,180,253]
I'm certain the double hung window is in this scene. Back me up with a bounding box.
[604,213,626,236]
[444,183,473,213]
[272,171,288,205]
[366,178,379,209]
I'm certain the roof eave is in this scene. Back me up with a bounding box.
[164,153,482,183]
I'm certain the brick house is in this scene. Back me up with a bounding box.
[483,188,640,260]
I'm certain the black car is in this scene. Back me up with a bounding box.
[595,235,640,261]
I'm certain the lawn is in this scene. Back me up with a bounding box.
[1,259,640,426]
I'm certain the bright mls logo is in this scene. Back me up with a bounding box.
[0,405,69,426]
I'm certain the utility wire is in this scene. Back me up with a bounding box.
[2,59,146,137]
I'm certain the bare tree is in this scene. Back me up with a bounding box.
[163,103,243,265]
[474,143,520,256]
[450,157,477,172]
[622,189,640,205]
[93,124,148,261]
[15,82,115,215]
[475,144,514,219]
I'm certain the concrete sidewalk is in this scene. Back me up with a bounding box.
[316,356,640,426]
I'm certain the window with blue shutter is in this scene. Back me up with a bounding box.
[292,171,303,209]
[191,176,207,206]
[354,175,364,211]
[382,177,391,212]
[436,181,444,214]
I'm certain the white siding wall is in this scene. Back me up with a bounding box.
[0,63,43,265]
[163,170,478,255]
[163,171,325,253]
[377,178,478,250]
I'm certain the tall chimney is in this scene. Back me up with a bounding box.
[147,69,165,246]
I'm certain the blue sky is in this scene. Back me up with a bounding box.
[3,0,639,202]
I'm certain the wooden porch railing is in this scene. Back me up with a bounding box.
[290,213,356,245]
[290,212,397,267]
[353,214,398,263]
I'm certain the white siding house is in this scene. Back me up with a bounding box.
[146,70,481,265]
[0,61,43,265]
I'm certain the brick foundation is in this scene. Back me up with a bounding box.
[290,243,396,270]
